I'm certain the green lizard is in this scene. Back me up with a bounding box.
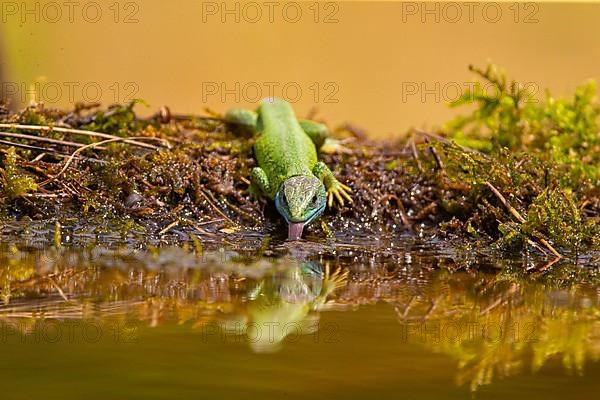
[225,98,352,240]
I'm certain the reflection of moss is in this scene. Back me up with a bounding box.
[391,272,600,392]
[0,249,349,353]
[1,247,598,391]
[0,246,34,303]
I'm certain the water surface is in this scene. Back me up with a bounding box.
[1,238,599,399]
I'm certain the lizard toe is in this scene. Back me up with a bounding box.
[327,192,334,208]
[340,189,353,203]
[333,190,344,207]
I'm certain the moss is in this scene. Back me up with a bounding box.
[434,64,600,253]
[444,64,600,190]
[0,147,38,201]
[0,64,597,258]
[21,108,49,125]
[81,100,154,137]
[523,188,595,251]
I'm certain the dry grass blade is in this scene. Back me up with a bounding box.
[0,139,66,153]
[0,142,106,168]
[197,189,236,226]
[0,123,168,150]
[0,131,90,148]
[422,136,445,171]
[159,220,180,235]
[538,239,562,258]
[486,181,562,258]
[46,277,70,302]
[409,137,423,172]
[415,129,491,159]
[485,182,526,223]
[39,137,162,187]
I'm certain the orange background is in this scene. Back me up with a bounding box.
[2,1,599,137]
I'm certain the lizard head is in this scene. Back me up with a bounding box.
[275,176,327,240]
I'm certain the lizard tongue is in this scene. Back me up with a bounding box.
[287,222,305,241]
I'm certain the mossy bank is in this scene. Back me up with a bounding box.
[0,65,599,269]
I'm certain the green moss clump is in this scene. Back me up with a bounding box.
[444,64,600,189]
[431,64,600,253]
[523,188,593,251]
[0,147,38,201]
[81,100,155,137]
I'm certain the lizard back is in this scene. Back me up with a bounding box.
[254,98,318,198]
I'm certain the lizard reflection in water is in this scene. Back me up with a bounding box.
[218,260,348,353]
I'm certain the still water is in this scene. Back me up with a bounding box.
[0,233,598,399]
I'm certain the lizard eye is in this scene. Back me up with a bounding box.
[311,195,318,204]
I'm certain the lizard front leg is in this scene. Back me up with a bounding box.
[312,161,352,208]
[250,166,271,199]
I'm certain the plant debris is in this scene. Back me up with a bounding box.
[0,64,599,262]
